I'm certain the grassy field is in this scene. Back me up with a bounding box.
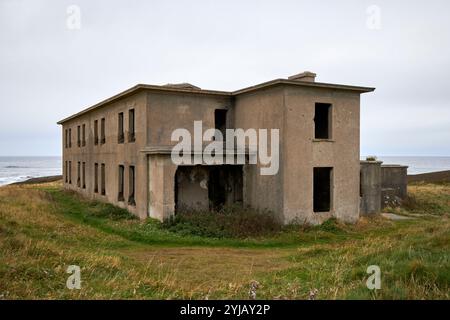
[0,181,449,299]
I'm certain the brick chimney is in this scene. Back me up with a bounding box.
[288,71,317,82]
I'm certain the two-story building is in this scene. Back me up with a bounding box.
[58,72,374,224]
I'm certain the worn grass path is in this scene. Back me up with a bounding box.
[0,181,449,299]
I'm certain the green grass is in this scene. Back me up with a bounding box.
[0,181,449,299]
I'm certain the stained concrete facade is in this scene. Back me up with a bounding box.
[58,72,375,224]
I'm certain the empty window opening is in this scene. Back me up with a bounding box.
[68,129,72,148]
[118,112,124,143]
[77,126,81,147]
[77,161,81,187]
[82,124,86,147]
[313,167,333,212]
[128,166,135,205]
[314,103,332,139]
[82,162,86,189]
[65,161,68,183]
[94,163,99,193]
[101,118,106,144]
[65,130,68,148]
[214,109,227,140]
[118,165,124,201]
[94,120,99,145]
[128,109,135,142]
[68,161,72,184]
[101,164,106,195]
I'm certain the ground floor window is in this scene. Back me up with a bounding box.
[101,164,106,195]
[118,165,124,201]
[128,165,136,206]
[313,167,333,212]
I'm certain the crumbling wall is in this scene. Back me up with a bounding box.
[360,161,382,215]
[381,165,408,207]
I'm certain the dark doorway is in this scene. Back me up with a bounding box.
[313,167,333,212]
[174,165,243,213]
[314,103,331,139]
[214,109,227,138]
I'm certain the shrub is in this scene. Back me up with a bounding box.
[162,205,282,238]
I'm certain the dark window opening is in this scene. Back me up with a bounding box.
[94,120,99,145]
[68,161,72,184]
[68,129,72,148]
[65,130,68,148]
[128,109,135,142]
[214,109,227,140]
[313,167,332,212]
[94,163,98,193]
[314,103,331,139]
[118,112,124,143]
[65,161,68,183]
[118,165,124,201]
[101,118,106,144]
[82,162,86,189]
[77,126,81,147]
[128,166,135,205]
[82,124,86,147]
[101,164,106,195]
[77,161,81,187]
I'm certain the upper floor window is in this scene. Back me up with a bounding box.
[77,126,81,147]
[82,124,86,147]
[128,109,135,142]
[314,103,332,140]
[68,128,72,148]
[94,120,99,145]
[65,129,68,148]
[101,118,106,144]
[118,112,124,143]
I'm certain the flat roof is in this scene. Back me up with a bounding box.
[57,79,375,124]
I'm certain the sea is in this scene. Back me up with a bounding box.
[0,156,62,186]
[0,156,450,186]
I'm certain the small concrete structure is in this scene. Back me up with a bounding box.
[360,160,408,215]
[381,165,408,207]
[360,160,383,215]
[58,72,375,225]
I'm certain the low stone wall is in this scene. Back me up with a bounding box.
[381,165,408,207]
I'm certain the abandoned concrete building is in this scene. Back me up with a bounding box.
[58,71,382,225]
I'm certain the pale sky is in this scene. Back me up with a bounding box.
[1,0,449,156]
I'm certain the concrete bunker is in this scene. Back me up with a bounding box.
[174,165,243,213]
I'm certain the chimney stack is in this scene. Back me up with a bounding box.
[288,71,317,82]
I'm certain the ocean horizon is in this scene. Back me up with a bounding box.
[1,155,450,186]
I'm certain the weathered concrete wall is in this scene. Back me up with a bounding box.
[381,165,408,207]
[360,161,382,215]
[146,91,233,146]
[283,86,361,224]
[62,91,148,218]
[234,86,285,221]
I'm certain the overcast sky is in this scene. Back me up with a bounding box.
[1,0,449,156]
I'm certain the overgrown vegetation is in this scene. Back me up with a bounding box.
[162,206,282,238]
[0,181,449,299]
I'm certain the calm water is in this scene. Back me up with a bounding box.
[0,156,61,186]
[0,156,449,186]
[364,156,450,175]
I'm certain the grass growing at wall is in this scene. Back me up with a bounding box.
[0,181,449,299]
